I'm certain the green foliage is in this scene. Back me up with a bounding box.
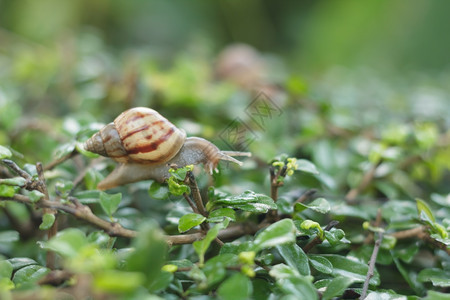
[0,7,449,298]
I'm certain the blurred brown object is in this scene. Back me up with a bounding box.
[214,43,286,106]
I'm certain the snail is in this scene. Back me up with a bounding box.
[84,107,251,190]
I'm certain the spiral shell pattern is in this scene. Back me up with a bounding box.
[85,107,186,164]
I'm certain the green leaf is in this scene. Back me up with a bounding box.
[167,177,190,196]
[193,222,226,265]
[7,258,38,271]
[40,228,88,258]
[29,190,44,203]
[423,291,450,300]
[0,177,26,186]
[148,181,170,200]
[147,270,173,292]
[207,207,236,223]
[276,243,310,276]
[0,231,19,243]
[0,184,19,197]
[296,159,319,175]
[393,256,425,295]
[0,260,13,279]
[310,254,380,285]
[416,198,435,223]
[178,213,206,233]
[99,192,122,217]
[417,268,450,287]
[203,254,238,288]
[275,275,318,299]
[93,270,146,293]
[217,273,252,300]
[168,165,193,181]
[76,141,99,158]
[74,190,101,204]
[391,243,419,263]
[125,221,167,290]
[0,146,12,159]
[253,219,296,252]
[294,198,330,214]
[84,169,103,191]
[324,228,349,246]
[39,213,56,230]
[308,255,333,274]
[211,190,277,213]
[12,265,49,287]
[321,276,354,300]
[300,220,324,239]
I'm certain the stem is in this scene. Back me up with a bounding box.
[360,232,383,299]
[36,162,58,269]
[346,161,381,204]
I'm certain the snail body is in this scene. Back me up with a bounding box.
[84,107,250,190]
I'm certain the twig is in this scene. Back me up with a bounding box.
[44,149,78,171]
[186,171,208,217]
[0,194,137,238]
[36,162,58,269]
[2,159,32,180]
[346,161,382,204]
[389,226,450,255]
[360,232,383,299]
[303,220,339,253]
[183,193,200,214]
[364,209,383,244]
[295,189,318,204]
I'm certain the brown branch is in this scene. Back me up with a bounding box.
[389,226,450,255]
[346,161,382,204]
[303,220,339,253]
[360,232,383,300]
[36,162,58,269]
[295,189,318,204]
[44,149,78,171]
[186,171,208,218]
[1,194,138,238]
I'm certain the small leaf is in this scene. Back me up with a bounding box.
[308,255,333,274]
[310,254,380,285]
[300,220,324,239]
[76,141,99,158]
[0,184,19,197]
[0,230,19,243]
[211,190,277,213]
[295,198,330,214]
[12,265,49,287]
[0,260,13,279]
[217,273,252,300]
[0,146,12,159]
[322,276,354,300]
[207,207,236,223]
[29,190,44,203]
[7,258,38,270]
[99,192,122,217]
[276,243,310,276]
[169,165,193,181]
[193,222,227,265]
[149,181,170,200]
[178,213,206,233]
[0,177,26,186]
[416,198,435,223]
[40,228,88,258]
[253,219,296,252]
[167,177,190,196]
[39,213,56,230]
[296,159,319,175]
[418,268,450,287]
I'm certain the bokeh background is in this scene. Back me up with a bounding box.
[0,0,449,193]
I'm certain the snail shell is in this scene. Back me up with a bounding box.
[83,107,251,190]
[84,107,186,164]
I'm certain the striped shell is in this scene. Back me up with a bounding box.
[84,107,186,164]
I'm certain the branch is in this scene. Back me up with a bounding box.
[1,194,138,238]
[346,161,381,204]
[360,232,383,299]
[389,226,450,255]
